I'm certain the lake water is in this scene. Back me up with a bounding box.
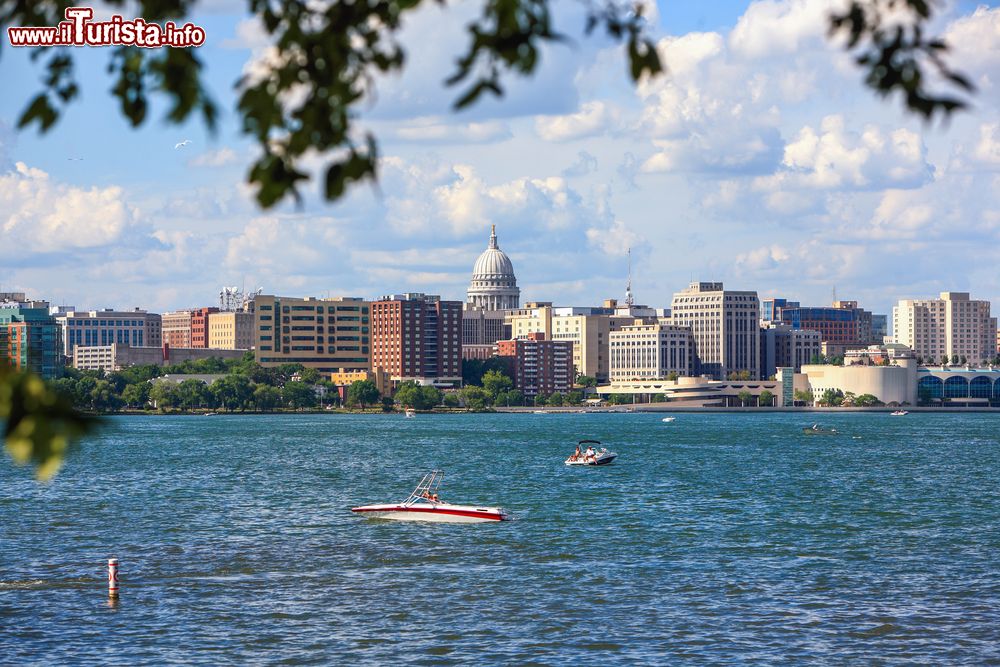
[2,412,999,664]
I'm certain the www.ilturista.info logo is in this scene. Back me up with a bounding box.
[7,7,206,48]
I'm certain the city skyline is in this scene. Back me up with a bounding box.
[1,1,998,317]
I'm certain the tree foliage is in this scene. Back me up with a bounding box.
[346,380,380,409]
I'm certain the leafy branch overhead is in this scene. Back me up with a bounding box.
[3,0,975,211]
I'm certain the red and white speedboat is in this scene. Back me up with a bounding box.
[351,471,509,523]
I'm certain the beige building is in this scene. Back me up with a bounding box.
[330,367,391,397]
[162,310,193,348]
[791,358,919,406]
[893,292,997,365]
[506,301,650,381]
[609,320,691,382]
[208,311,254,350]
[254,295,370,373]
[670,282,760,379]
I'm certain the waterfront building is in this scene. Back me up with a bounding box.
[162,310,193,348]
[329,367,391,399]
[893,292,997,365]
[467,225,520,310]
[915,367,1000,406]
[55,309,162,357]
[595,375,786,407]
[792,358,919,406]
[72,343,245,372]
[670,282,760,380]
[775,300,875,348]
[760,325,821,379]
[371,293,462,387]
[608,320,691,382]
[0,304,62,379]
[207,311,254,350]
[496,333,573,397]
[253,295,370,374]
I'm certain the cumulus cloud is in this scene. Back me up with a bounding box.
[754,115,932,193]
[0,162,144,254]
[534,101,619,142]
[562,151,599,177]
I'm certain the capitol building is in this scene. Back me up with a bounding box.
[466,225,520,310]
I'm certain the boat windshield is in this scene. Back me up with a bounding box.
[403,470,444,505]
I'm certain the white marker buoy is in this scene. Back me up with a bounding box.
[108,558,119,597]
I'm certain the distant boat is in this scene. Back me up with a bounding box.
[802,424,838,435]
[565,440,618,466]
[404,409,416,418]
[890,410,909,416]
[661,417,676,423]
[533,410,546,414]
[204,412,218,417]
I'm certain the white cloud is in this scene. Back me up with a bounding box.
[534,101,618,142]
[0,162,142,254]
[390,118,512,144]
[729,0,845,59]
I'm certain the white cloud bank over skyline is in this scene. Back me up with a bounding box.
[0,0,998,317]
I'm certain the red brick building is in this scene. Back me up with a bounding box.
[370,294,462,387]
[496,332,573,397]
[190,307,219,348]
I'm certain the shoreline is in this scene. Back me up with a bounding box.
[91,406,1000,416]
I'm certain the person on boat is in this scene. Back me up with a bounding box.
[570,445,581,461]
[584,445,595,463]
[430,493,440,503]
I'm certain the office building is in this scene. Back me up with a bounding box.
[893,292,997,365]
[496,333,573,397]
[72,344,245,372]
[253,295,370,373]
[56,309,162,357]
[0,304,63,379]
[208,311,254,350]
[760,325,822,379]
[162,310,193,348]
[670,282,761,379]
[608,320,692,382]
[370,293,462,387]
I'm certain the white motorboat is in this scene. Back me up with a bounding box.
[565,440,618,466]
[661,417,675,422]
[351,471,509,523]
[890,410,909,416]
[404,409,416,418]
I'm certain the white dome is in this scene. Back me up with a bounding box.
[467,225,520,310]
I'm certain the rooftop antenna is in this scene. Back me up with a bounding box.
[832,285,837,305]
[625,247,634,307]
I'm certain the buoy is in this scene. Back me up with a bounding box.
[108,558,119,597]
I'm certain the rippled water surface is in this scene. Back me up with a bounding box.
[3,412,1000,664]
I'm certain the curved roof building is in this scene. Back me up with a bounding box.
[467,225,520,310]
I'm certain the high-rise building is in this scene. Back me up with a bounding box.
[56,309,162,357]
[190,307,219,348]
[608,320,691,382]
[872,314,889,343]
[370,293,462,387]
[467,225,520,310]
[496,333,573,397]
[893,292,997,365]
[760,297,800,324]
[253,295,370,373]
[162,310,193,348]
[760,325,822,379]
[208,311,254,350]
[0,304,63,379]
[776,300,874,348]
[670,282,760,379]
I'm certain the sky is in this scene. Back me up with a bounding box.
[1,0,999,318]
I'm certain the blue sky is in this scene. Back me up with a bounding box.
[1,0,999,319]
